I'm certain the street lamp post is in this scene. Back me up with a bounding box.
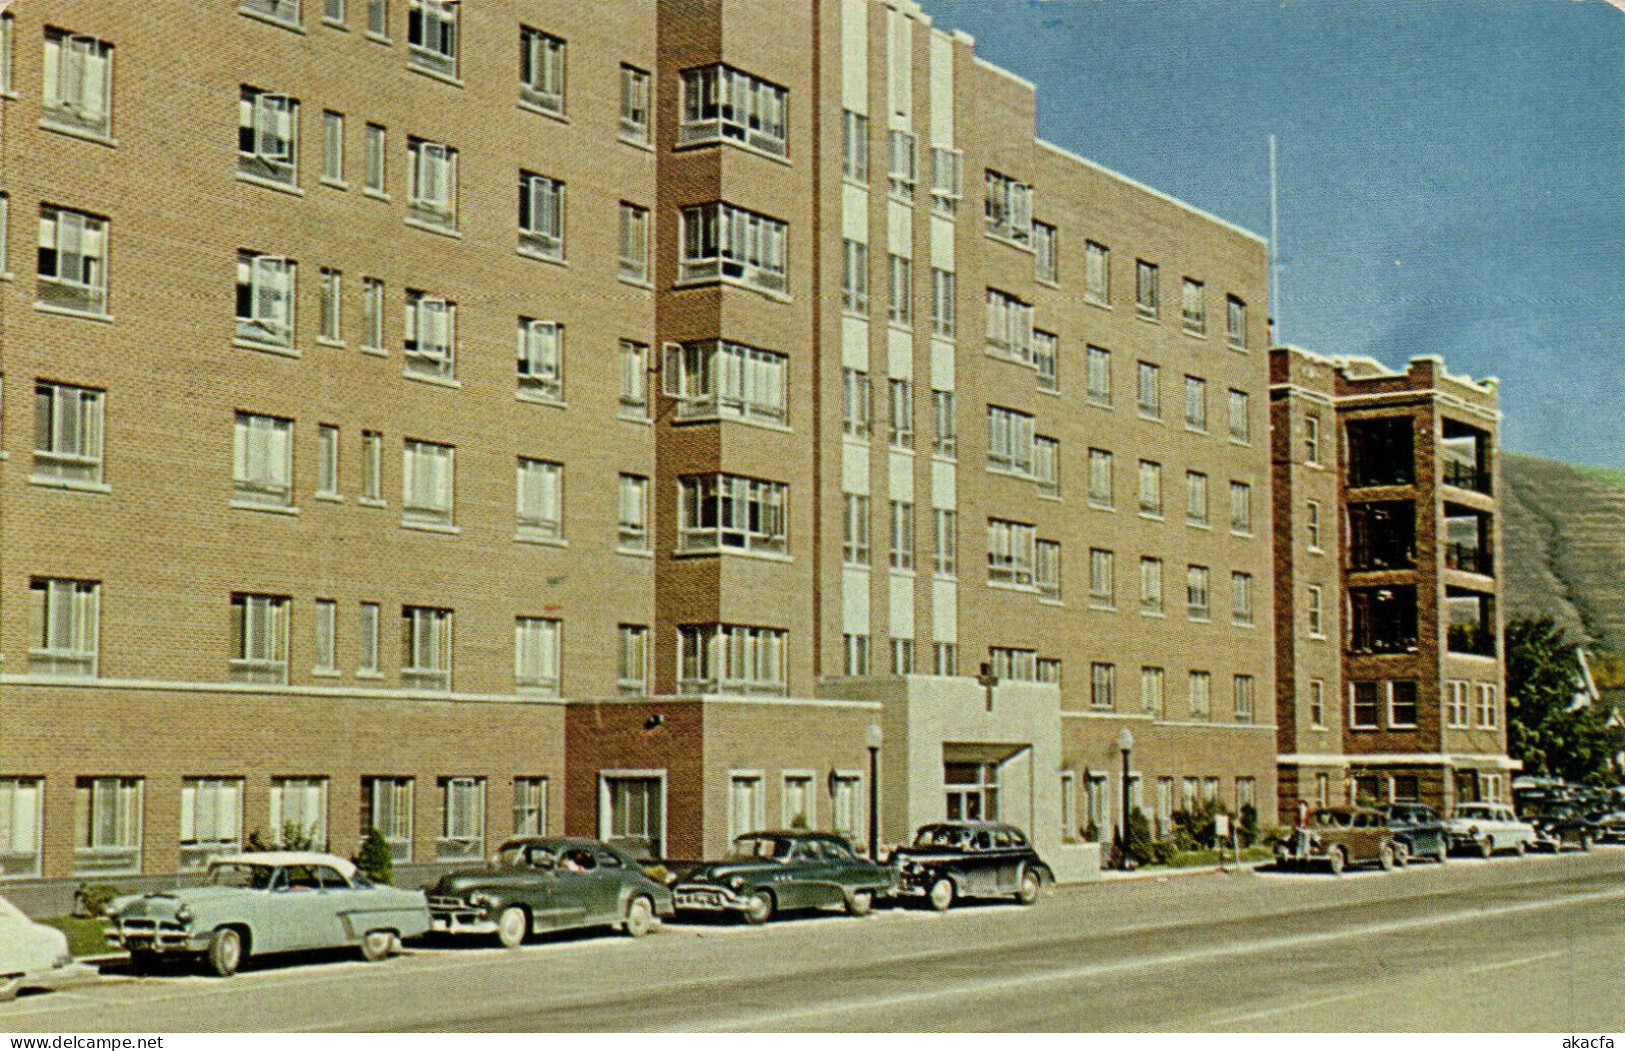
[1117,727,1135,870]
[866,722,884,860]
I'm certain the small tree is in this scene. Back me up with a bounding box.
[1238,804,1259,848]
[1507,617,1622,786]
[355,827,393,885]
[1124,807,1155,865]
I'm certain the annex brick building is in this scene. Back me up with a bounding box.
[0,0,1504,900]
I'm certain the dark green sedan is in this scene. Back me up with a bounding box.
[671,831,894,925]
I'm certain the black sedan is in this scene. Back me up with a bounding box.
[1525,802,1596,853]
[671,832,894,925]
[888,822,1053,910]
[1380,803,1450,864]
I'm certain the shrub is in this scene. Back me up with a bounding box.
[1239,804,1259,848]
[1124,808,1155,865]
[355,827,394,885]
[1171,798,1222,850]
[74,883,122,918]
[245,821,318,854]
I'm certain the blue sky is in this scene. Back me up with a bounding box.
[919,0,1625,467]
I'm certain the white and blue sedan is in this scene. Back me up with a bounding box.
[108,852,430,976]
[1445,803,1537,858]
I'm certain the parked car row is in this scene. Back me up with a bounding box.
[93,821,1052,980]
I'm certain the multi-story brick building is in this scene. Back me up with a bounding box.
[5,0,1481,905]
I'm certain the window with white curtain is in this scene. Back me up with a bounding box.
[618,474,649,552]
[519,172,564,260]
[401,439,453,526]
[519,27,565,113]
[617,625,648,694]
[0,779,44,877]
[678,624,787,696]
[516,458,563,541]
[230,593,289,684]
[180,778,243,868]
[438,777,484,860]
[516,319,562,401]
[237,86,296,185]
[363,776,413,861]
[678,475,787,554]
[679,65,788,157]
[407,138,457,228]
[44,30,113,137]
[34,382,104,484]
[29,578,99,677]
[74,777,141,875]
[38,205,109,315]
[403,290,454,379]
[235,251,295,347]
[401,606,452,690]
[270,777,327,849]
[407,0,458,78]
[232,413,293,507]
[678,203,787,294]
[662,340,786,423]
[513,778,548,835]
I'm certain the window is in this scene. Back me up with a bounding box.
[842,110,868,182]
[437,777,484,860]
[1390,680,1419,728]
[933,643,958,677]
[519,27,565,113]
[931,268,956,338]
[931,147,964,215]
[987,518,1036,588]
[1227,295,1248,348]
[38,205,108,315]
[843,634,870,676]
[729,774,765,840]
[618,474,649,552]
[1033,221,1058,282]
[513,778,548,836]
[322,111,345,184]
[1089,548,1114,608]
[618,203,649,282]
[358,602,380,675]
[1135,361,1160,419]
[987,406,1035,476]
[842,240,868,313]
[1085,241,1110,304]
[1446,680,1470,728]
[1188,671,1211,719]
[618,625,648,694]
[620,64,650,144]
[230,593,289,684]
[889,500,915,570]
[888,255,912,325]
[1138,460,1163,517]
[364,123,386,193]
[1304,412,1323,466]
[679,203,787,294]
[366,0,387,35]
[680,65,789,158]
[43,31,113,139]
[518,172,563,259]
[1141,667,1165,717]
[1306,500,1323,551]
[1135,260,1159,319]
[888,130,917,199]
[1308,679,1326,727]
[1307,585,1325,637]
[515,458,563,541]
[325,0,346,23]
[0,14,12,97]
[1232,572,1254,626]
[989,647,1037,682]
[363,777,413,861]
[886,379,913,449]
[30,578,99,677]
[361,430,383,504]
[678,624,787,696]
[74,777,141,875]
[984,170,1032,245]
[407,138,458,230]
[516,319,563,401]
[0,192,7,274]
[319,268,342,342]
[890,638,914,676]
[402,606,452,690]
[601,774,664,856]
[1081,346,1111,407]
[180,778,242,868]
[782,773,815,829]
[1228,389,1250,443]
[1036,540,1061,599]
[34,382,104,484]
[619,340,650,418]
[1181,278,1205,334]
[1184,376,1207,431]
[679,475,788,555]
[1088,449,1113,509]
[1033,331,1059,393]
[235,251,295,347]
[1350,682,1380,729]
[514,617,561,695]
[0,779,43,877]
[832,774,863,841]
[843,494,871,566]
[407,0,458,79]
[402,439,454,526]
[232,412,293,507]
[1233,675,1255,723]
[403,291,455,380]
[932,390,956,457]
[1091,663,1115,709]
[1477,683,1498,728]
[1034,436,1060,497]
[1186,565,1210,621]
[1185,471,1209,526]
[1139,557,1164,615]
[985,289,1033,363]
[313,598,337,673]
[362,278,385,350]
[663,340,788,424]
[269,778,327,850]
[933,509,957,577]
[237,86,297,186]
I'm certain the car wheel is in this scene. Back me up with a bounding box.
[846,890,874,917]
[1378,844,1396,872]
[623,895,655,938]
[360,929,396,962]
[1579,831,1591,853]
[743,890,775,926]
[1479,837,1494,860]
[928,877,955,911]
[207,927,243,978]
[1327,847,1347,876]
[1514,838,1527,858]
[497,905,529,949]
[1017,869,1042,905]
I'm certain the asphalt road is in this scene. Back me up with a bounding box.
[3,848,1622,1032]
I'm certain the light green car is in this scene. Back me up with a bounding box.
[108,852,430,976]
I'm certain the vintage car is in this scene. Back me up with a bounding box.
[671,831,893,925]
[1522,801,1596,853]
[0,894,79,1001]
[107,851,430,977]
[887,822,1052,910]
[1445,802,1537,858]
[1275,807,1402,874]
[427,837,674,947]
[1379,803,1450,864]
[1591,808,1625,844]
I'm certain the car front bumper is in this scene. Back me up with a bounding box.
[109,922,212,954]
[428,904,499,935]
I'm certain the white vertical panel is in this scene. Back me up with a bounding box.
[843,183,870,243]
[889,451,913,500]
[931,459,956,510]
[887,8,912,126]
[930,337,955,390]
[843,567,872,634]
[930,214,955,269]
[929,30,954,148]
[888,325,913,378]
[841,0,869,114]
[843,315,870,369]
[888,200,912,257]
[890,573,915,636]
[843,442,871,495]
[932,578,958,642]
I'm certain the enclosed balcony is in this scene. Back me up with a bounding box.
[1444,506,1494,576]
[1441,419,1493,495]
[1348,501,1415,572]
[1348,585,1419,655]
[1446,589,1497,656]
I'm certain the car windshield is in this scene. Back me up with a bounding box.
[1455,805,1492,820]
[206,863,276,889]
[1311,812,1352,829]
[729,836,792,860]
[913,826,971,848]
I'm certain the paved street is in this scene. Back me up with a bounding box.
[3,849,1621,1032]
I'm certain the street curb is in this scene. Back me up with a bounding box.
[1092,859,1270,883]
